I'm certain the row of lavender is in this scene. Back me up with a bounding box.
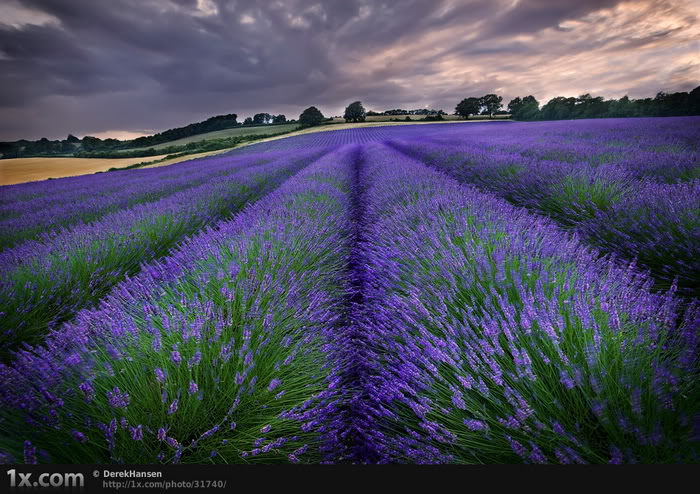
[388,118,700,297]
[4,117,695,254]
[211,116,698,174]
[0,124,471,252]
[1,140,697,463]
[0,146,358,463]
[0,153,277,250]
[0,147,330,358]
[346,144,699,463]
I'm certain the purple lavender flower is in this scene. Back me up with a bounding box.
[106,386,130,408]
[23,441,37,464]
[609,446,624,464]
[507,436,528,458]
[154,368,166,383]
[529,443,547,464]
[464,419,489,432]
[131,425,143,441]
[188,381,198,395]
[199,425,220,440]
[78,381,95,403]
[189,350,202,367]
[69,429,88,443]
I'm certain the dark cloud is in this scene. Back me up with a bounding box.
[481,0,623,38]
[0,0,697,140]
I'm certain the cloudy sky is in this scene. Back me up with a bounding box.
[0,0,698,141]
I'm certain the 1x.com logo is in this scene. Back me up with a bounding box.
[7,469,84,488]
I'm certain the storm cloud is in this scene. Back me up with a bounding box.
[0,0,698,140]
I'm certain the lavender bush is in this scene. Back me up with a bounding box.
[344,143,699,463]
[0,148,328,357]
[0,117,697,464]
[0,153,275,250]
[388,118,700,295]
[0,146,358,463]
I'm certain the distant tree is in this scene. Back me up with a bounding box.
[66,134,80,143]
[540,96,577,120]
[272,114,287,124]
[253,113,272,125]
[344,101,366,123]
[455,97,481,119]
[607,95,635,118]
[507,97,523,114]
[81,136,103,152]
[508,95,540,120]
[689,85,700,115]
[653,91,690,117]
[574,93,607,119]
[479,94,503,118]
[243,117,253,125]
[366,110,382,116]
[298,106,325,127]
[126,113,238,149]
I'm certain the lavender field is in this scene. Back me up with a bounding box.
[1,117,699,464]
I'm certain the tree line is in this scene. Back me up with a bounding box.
[0,112,292,159]
[242,113,289,125]
[297,101,447,127]
[75,130,293,159]
[126,113,240,149]
[3,86,699,159]
[455,86,700,120]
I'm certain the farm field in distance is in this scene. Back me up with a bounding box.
[0,155,176,186]
[3,119,505,185]
[124,123,300,152]
[1,116,698,464]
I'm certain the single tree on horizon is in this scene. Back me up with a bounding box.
[455,97,481,119]
[299,106,325,127]
[344,101,366,123]
[479,94,503,118]
[253,113,273,125]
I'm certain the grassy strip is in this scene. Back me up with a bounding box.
[78,130,298,160]
[104,152,192,171]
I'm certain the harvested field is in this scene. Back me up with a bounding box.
[0,155,171,186]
